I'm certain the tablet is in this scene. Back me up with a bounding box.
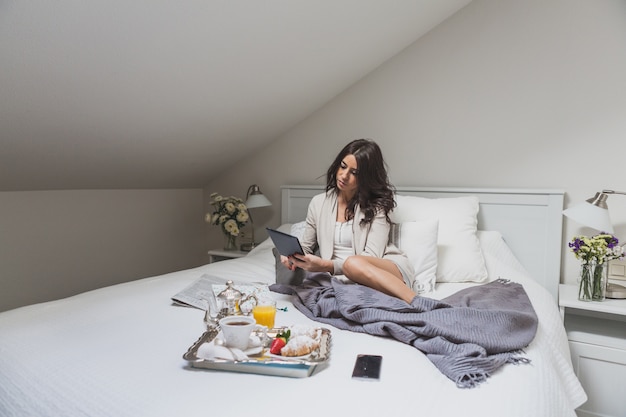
[266,228,305,257]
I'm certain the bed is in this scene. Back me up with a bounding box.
[0,185,587,417]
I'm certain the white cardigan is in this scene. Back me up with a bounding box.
[300,191,414,286]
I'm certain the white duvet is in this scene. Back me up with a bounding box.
[0,231,586,417]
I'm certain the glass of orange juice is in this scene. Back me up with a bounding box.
[252,299,277,329]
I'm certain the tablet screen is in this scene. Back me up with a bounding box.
[266,228,304,257]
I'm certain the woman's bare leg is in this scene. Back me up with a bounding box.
[342,255,416,303]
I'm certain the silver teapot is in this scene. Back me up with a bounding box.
[217,280,243,316]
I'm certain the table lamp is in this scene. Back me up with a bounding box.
[563,189,626,298]
[241,184,272,251]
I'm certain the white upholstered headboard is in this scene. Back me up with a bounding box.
[280,185,564,300]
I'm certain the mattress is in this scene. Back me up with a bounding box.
[0,230,586,417]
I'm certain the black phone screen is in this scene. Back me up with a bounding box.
[351,354,382,380]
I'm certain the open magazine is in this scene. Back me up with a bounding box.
[171,274,270,310]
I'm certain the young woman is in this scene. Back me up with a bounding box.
[280,139,416,303]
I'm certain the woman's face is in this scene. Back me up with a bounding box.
[336,154,359,196]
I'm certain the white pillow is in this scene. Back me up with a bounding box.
[290,221,306,239]
[247,223,293,256]
[391,220,438,294]
[391,195,488,283]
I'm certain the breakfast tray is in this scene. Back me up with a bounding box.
[183,326,332,378]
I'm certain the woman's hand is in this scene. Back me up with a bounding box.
[288,253,333,274]
[280,254,297,271]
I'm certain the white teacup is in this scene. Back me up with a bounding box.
[219,315,257,350]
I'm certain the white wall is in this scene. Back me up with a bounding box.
[0,189,206,312]
[205,0,626,285]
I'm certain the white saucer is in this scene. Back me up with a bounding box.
[214,333,264,355]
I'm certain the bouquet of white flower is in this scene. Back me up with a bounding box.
[206,193,249,239]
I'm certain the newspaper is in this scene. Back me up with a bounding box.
[171,274,270,310]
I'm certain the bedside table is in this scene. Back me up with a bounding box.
[207,249,247,263]
[559,284,626,417]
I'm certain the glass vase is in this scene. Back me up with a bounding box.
[578,261,608,301]
[223,234,238,251]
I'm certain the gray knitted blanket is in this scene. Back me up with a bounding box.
[270,274,538,388]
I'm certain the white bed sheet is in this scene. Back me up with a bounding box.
[0,232,586,417]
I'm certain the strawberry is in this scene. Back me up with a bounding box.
[269,338,286,355]
[269,329,290,355]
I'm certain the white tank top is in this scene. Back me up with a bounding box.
[332,220,353,261]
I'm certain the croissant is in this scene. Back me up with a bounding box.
[281,335,320,357]
[289,324,321,339]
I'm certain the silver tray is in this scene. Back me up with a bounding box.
[183,326,332,378]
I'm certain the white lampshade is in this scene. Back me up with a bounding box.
[245,184,272,209]
[246,193,272,209]
[562,191,614,233]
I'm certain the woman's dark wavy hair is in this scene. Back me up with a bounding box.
[326,138,396,225]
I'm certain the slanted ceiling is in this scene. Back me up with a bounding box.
[0,0,471,191]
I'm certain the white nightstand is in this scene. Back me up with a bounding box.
[207,249,248,263]
[558,284,626,417]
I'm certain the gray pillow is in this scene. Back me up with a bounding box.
[273,248,305,286]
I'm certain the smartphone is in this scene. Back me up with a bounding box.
[351,354,382,380]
